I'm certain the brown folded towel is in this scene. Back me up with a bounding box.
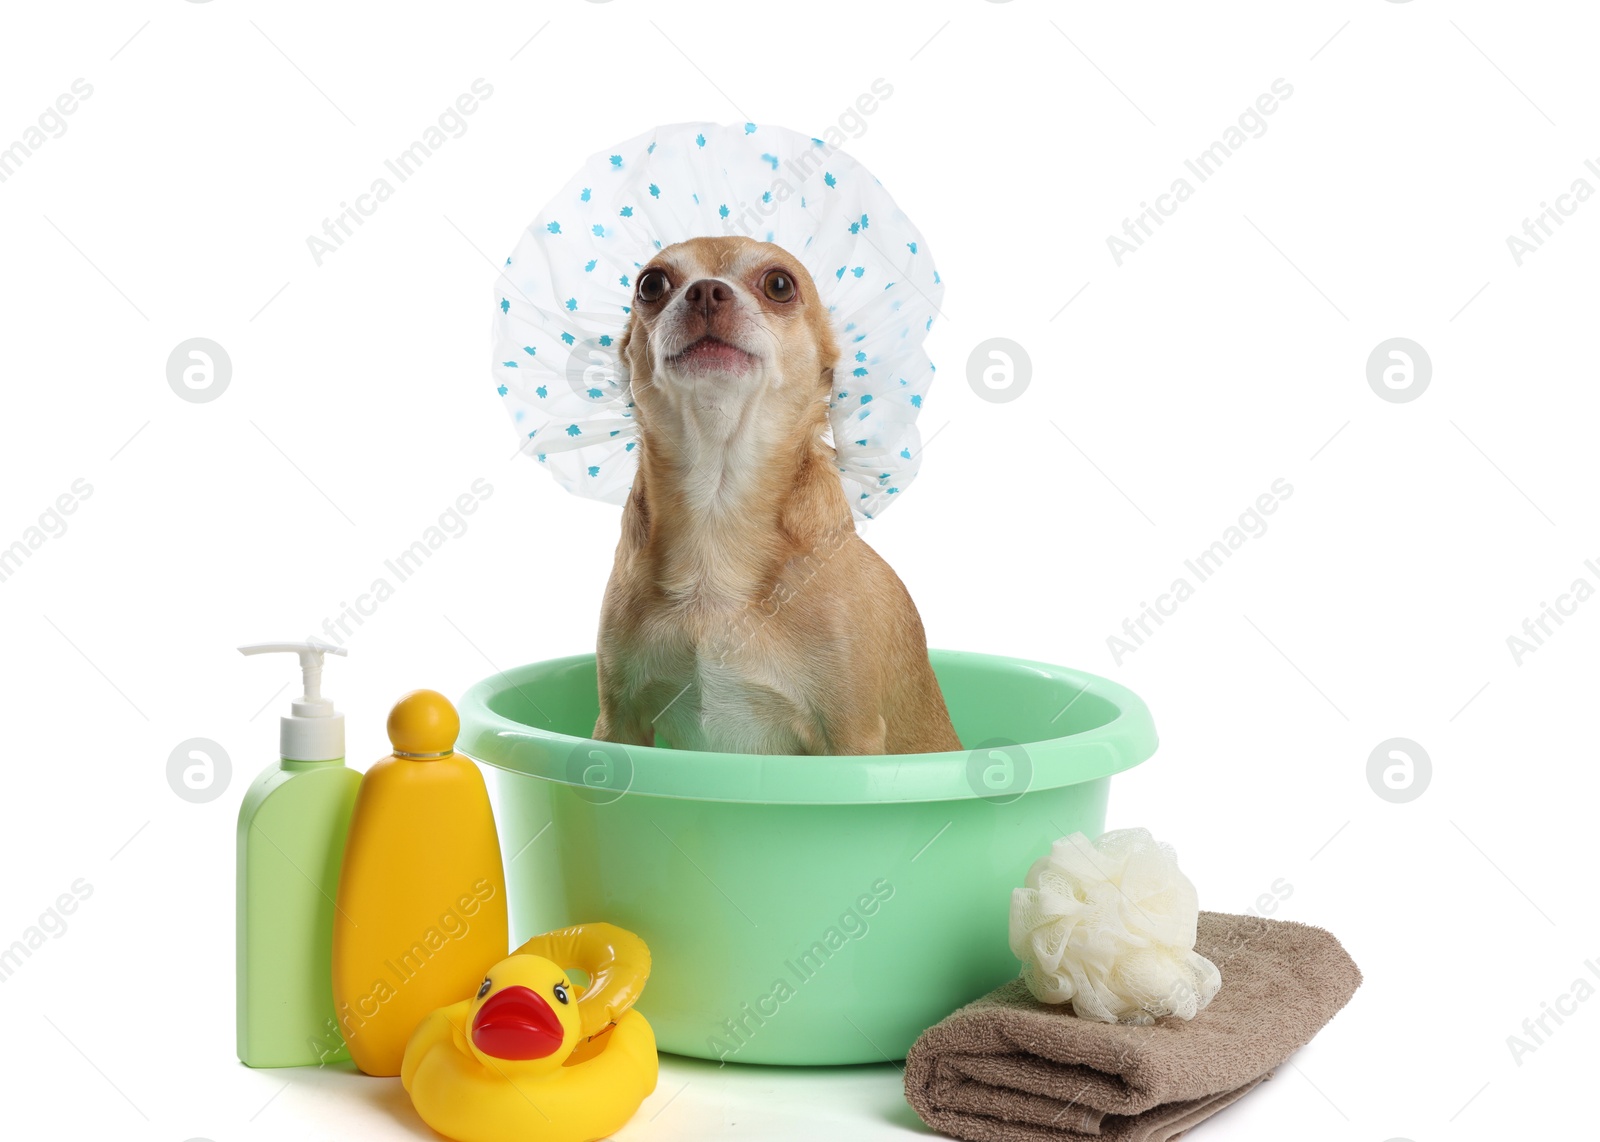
[904,912,1361,1142]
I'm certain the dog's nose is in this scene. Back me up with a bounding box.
[684,278,733,315]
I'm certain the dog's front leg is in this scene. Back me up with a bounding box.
[822,711,888,756]
[593,623,656,747]
[593,699,655,747]
[593,652,655,746]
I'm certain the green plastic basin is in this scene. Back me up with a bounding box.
[457,650,1156,1065]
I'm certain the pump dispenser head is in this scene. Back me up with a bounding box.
[239,642,348,762]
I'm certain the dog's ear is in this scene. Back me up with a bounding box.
[820,366,833,391]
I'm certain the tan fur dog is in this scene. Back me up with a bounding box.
[593,235,961,756]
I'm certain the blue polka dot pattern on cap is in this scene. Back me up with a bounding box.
[492,122,943,520]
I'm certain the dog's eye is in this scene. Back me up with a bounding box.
[637,269,670,302]
[762,269,796,303]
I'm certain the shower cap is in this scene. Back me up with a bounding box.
[491,121,943,521]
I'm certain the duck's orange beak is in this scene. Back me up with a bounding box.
[471,986,565,1060]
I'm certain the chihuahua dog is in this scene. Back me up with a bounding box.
[592,235,961,756]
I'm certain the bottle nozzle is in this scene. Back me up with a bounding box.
[238,642,349,762]
[239,642,347,708]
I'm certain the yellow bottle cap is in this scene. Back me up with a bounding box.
[387,689,460,758]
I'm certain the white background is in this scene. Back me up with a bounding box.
[1,1,1594,1139]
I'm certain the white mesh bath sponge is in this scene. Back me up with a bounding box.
[491,121,943,521]
[1009,829,1222,1025]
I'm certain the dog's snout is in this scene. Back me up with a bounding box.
[684,278,734,314]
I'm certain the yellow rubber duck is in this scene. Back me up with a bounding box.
[402,925,658,1142]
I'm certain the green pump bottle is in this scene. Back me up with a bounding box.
[235,642,361,1068]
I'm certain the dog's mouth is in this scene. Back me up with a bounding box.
[667,335,759,375]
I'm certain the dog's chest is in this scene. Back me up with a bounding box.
[617,605,813,753]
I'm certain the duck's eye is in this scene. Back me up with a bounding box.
[637,269,670,303]
[762,269,796,303]
[476,978,492,1000]
[553,983,570,1005]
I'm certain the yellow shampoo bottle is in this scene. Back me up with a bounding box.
[332,690,509,1076]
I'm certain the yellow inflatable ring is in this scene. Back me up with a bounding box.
[514,922,650,1040]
